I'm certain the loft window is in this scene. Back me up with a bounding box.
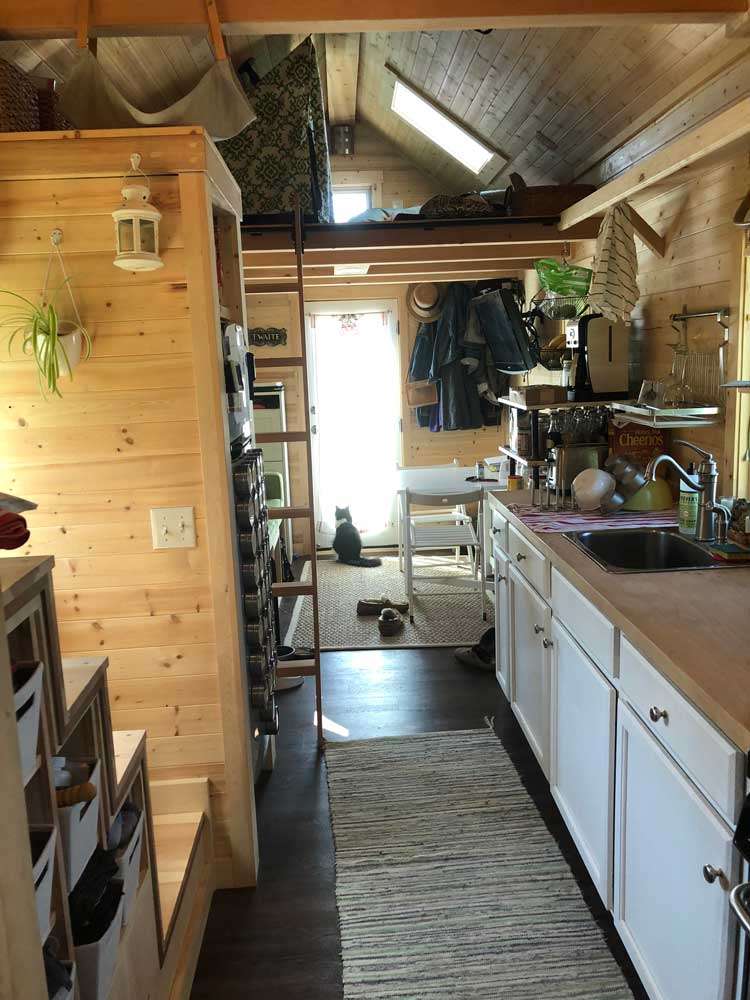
[332,187,371,223]
[390,78,494,176]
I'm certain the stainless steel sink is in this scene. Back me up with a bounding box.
[563,528,733,573]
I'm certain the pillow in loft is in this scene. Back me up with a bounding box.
[59,48,255,141]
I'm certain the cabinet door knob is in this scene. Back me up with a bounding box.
[497,574,506,582]
[516,552,527,562]
[649,706,669,723]
[492,527,502,534]
[533,624,544,634]
[702,864,725,885]
[542,638,552,649]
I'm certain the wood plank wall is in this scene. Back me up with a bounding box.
[330,122,443,210]
[0,174,234,880]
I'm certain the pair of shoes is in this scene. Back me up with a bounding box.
[378,607,404,636]
[357,594,409,616]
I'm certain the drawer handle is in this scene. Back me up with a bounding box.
[492,527,503,534]
[497,574,506,582]
[533,624,545,634]
[516,552,527,562]
[703,864,725,886]
[649,706,669,724]
[542,638,552,649]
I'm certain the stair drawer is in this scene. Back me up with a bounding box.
[508,524,549,598]
[551,569,617,678]
[620,636,743,823]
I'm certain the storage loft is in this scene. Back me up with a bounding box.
[2,556,213,1000]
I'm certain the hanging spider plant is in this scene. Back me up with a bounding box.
[0,290,92,398]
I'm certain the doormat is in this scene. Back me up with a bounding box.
[283,555,493,651]
[326,728,635,1000]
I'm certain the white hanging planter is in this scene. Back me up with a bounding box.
[55,323,84,377]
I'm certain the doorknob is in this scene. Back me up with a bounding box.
[311,425,318,434]
[542,638,552,649]
[533,624,544,634]
[702,864,725,885]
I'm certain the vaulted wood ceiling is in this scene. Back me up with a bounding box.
[0,22,739,192]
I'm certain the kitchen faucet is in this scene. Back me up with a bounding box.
[645,440,731,544]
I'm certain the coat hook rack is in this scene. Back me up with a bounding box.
[670,307,730,332]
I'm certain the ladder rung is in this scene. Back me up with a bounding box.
[272,581,314,598]
[277,659,318,678]
[267,506,313,520]
[256,430,308,444]
[254,357,304,368]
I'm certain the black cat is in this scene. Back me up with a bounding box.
[332,507,382,567]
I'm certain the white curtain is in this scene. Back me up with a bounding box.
[311,310,400,542]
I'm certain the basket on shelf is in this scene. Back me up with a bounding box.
[535,292,589,321]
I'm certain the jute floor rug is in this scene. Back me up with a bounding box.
[326,728,634,1000]
[285,555,494,651]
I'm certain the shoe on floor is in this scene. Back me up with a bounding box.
[358,595,409,616]
[378,607,404,636]
[454,644,494,672]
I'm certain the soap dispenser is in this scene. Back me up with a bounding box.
[678,461,700,535]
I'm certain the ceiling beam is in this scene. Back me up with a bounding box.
[0,1,743,39]
[326,34,360,125]
[559,97,750,230]
[245,259,534,279]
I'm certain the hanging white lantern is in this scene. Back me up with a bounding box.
[112,153,163,271]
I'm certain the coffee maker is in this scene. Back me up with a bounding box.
[565,314,630,401]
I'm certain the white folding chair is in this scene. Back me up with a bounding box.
[401,488,487,624]
[396,465,476,572]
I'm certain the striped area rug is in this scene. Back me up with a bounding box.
[326,728,634,999]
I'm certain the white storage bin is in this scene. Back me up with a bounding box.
[59,759,101,891]
[75,894,123,1000]
[30,825,56,942]
[115,811,144,926]
[52,962,76,1000]
[13,661,43,785]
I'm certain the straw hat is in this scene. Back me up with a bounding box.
[407,282,445,322]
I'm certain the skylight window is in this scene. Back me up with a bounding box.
[390,79,493,176]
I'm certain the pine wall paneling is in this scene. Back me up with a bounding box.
[0,135,255,890]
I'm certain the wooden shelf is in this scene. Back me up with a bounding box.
[111,729,147,816]
[499,396,623,412]
[498,445,548,468]
[267,506,313,520]
[153,812,206,943]
[61,656,109,739]
[255,430,309,444]
[254,357,304,368]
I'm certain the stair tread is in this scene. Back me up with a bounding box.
[153,811,206,936]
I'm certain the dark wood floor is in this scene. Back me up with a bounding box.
[191,648,648,999]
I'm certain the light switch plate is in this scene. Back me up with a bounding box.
[150,506,196,549]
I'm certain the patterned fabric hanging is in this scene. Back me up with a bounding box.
[587,202,639,322]
[219,38,333,222]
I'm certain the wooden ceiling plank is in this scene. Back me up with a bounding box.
[243,241,569,267]
[558,98,750,229]
[564,26,740,181]
[326,33,360,124]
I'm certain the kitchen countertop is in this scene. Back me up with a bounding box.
[489,491,750,751]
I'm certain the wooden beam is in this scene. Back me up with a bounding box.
[629,209,666,258]
[246,267,527,293]
[243,241,569,268]
[326,34,360,125]
[0,0,742,38]
[243,219,601,254]
[246,259,535,279]
[559,98,750,230]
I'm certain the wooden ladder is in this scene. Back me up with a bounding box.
[252,205,323,749]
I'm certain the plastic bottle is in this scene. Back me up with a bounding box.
[678,462,700,536]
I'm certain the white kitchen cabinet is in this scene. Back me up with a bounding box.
[509,565,551,776]
[550,620,616,909]
[493,547,511,698]
[614,702,738,1000]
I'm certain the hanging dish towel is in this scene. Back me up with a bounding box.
[59,49,255,141]
[587,202,639,322]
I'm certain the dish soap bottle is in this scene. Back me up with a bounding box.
[678,462,700,536]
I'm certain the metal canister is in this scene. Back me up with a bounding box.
[250,681,270,709]
[235,502,258,529]
[245,616,268,650]
[233,467,253,497]
[239,530,262,558]
[241,559,265,591]
[243,591,264,621]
